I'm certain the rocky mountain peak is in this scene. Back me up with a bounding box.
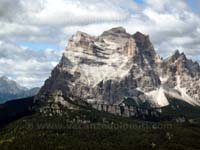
[101,26,130,38]
[74,31,95,41]
[67,31,95,50]
[168,50,186,63]
[165,50,198,75]
[36,27,200,109]
[0,76,9,81]
[131,31,158,66]
[133,32,152,50]
[109,26,126,33]
[0,76,40,103]
[0,76,24,91]
[102,26,127,34]
[173,49,181,57]
[37,27,160,104]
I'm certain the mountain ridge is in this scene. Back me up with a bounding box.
[0,76,40,103]
[35,27,200,113]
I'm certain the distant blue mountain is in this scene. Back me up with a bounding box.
[0,76,40,103]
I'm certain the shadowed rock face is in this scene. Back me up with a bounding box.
[133,32,151,50]
[36,27,200,108]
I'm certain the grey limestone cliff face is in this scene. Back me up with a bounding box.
[36,27,160,105]
[36,27,200,108]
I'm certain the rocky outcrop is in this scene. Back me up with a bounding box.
[35,27,200,111]
[36,27,159,105]
[160,50,200,105]
[92,103,161,118]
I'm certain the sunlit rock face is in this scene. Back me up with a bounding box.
[36,27,200,108]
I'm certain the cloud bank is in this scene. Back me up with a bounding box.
[0,0,200,87]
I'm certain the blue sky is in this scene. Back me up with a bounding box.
[135,0,144,4]
[0,0,200,87]
[18,41,63,51]
[187,0,199,11]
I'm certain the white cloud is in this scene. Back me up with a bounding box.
[2,0,129,26]
[0,40,61,87]
[0,0,200,87]
[148,0,187,12]
[30,0,129,26]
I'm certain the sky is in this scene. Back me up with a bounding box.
[0,0,200,88]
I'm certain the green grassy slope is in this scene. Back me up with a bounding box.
[0,95,200,150]
[0,97,34,126]
[0,107,200,150]
[162,97,200,119]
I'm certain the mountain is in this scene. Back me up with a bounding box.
[0,76,40,103]
[0,27,200,150]
[35,27,200,116]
